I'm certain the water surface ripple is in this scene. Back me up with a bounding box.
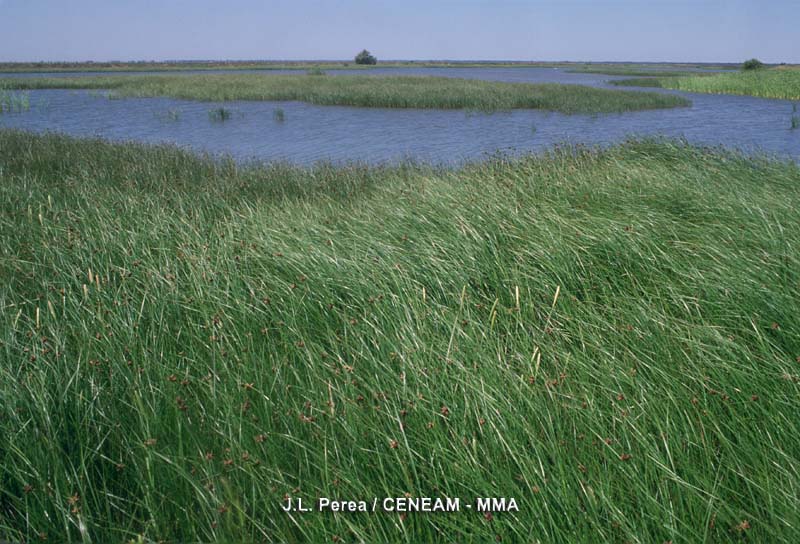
[1,67,797,164]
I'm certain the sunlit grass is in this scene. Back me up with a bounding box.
[0,73,691,113]
[1,130,799,543]
[0,89,31,113]
[614,68,800,100]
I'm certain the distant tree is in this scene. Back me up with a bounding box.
[742,58,764,71]
[355,49,377,65]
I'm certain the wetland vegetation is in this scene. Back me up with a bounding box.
[0,73,691,113]
[1,130,799,542]
[613,67,800,100]
[0,89,30,114]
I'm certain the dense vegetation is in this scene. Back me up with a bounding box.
[0,74,691,113]
[354,50,378,65]
[742,58,765,71]
[1,130,799,543]
[612,68,800,100]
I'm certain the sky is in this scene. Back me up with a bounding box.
[1,0,798,64]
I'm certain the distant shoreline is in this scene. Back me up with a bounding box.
[0,60,753,74]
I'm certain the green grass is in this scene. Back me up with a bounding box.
[567,67,707,77]
[614,68,800,100]
[0,90,31,114]
[610,77,666,88]
[1,130,799,543]
[0,73,691,113]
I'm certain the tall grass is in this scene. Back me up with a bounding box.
[614,69,800,100]
[0,89,31,113]
[1,130,799,543]
[0,73,691,113]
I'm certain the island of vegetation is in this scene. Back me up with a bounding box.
[0,73,690,113]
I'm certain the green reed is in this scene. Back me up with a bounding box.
[1,130,799,543]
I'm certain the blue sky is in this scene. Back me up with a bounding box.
[1,0,798,63]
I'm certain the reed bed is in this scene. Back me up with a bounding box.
[0,90,31,114]
[614,68,800,100]
[0,73,691,113]
[1,131,799,543]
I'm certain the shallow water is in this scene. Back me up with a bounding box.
[1,67,797,164]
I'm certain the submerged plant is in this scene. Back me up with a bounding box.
[87,89,112,99]
[792,115,799,130]
[208,107,232,122]
[273,107,285,122]
[156,109,181,122]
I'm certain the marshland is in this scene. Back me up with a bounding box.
[0,73,690,113]
[2,129,799,543]
[0,66,798,164]
[1,12,800,542]
[613,68,800,100]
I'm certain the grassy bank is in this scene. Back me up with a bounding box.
[0,73,690,113]
[1,131,799,543]
[613,68,800,100]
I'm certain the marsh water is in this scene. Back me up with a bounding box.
[1,67,798,164]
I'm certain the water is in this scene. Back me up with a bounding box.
[1,67,797,165]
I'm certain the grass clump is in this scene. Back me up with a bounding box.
[208,106,233,122]
[0,73,691,113]
[156,108,181,121]
[1,130,799,543]
[614,68,800,100]
[0,89,31,113]
[306,66,326,76]
[273,107,285,122]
